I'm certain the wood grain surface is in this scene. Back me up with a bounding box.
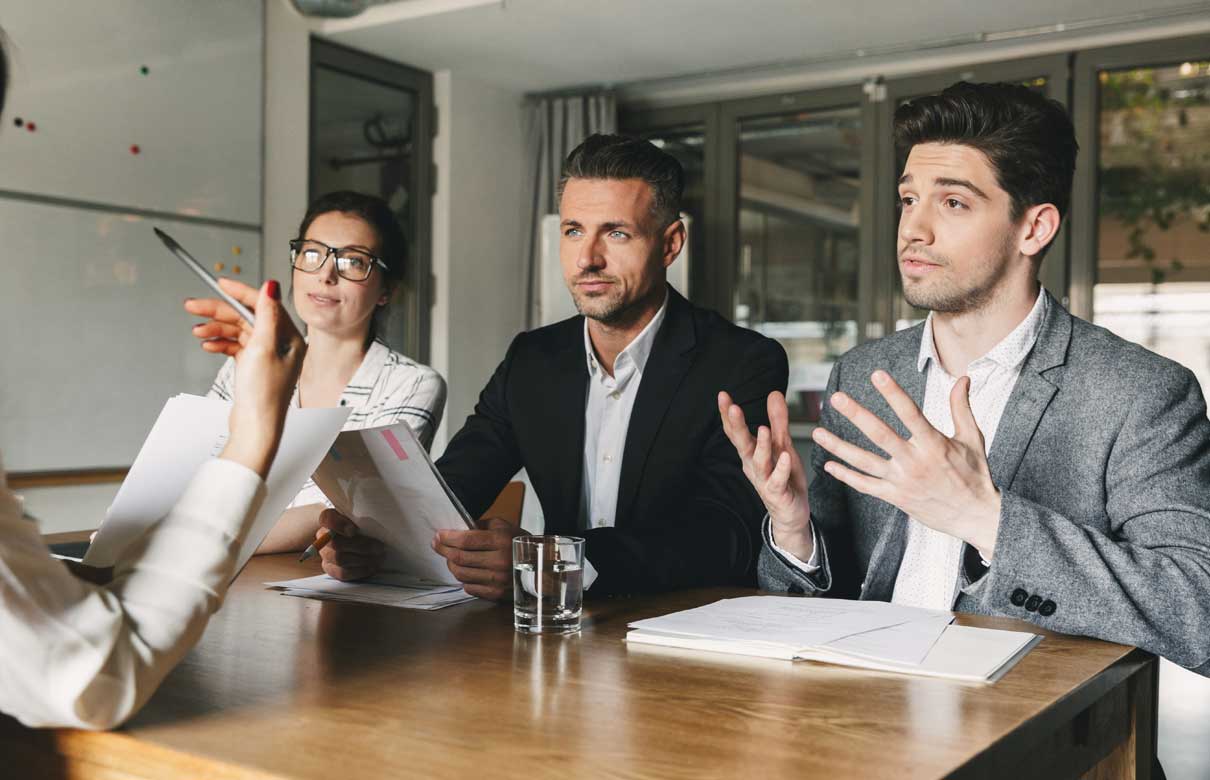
[1,554,1155,779]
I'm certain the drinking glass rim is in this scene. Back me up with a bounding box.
[514,534,585,546]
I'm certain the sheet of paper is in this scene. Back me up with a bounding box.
[628,596,951,650]
[821,614,955,666]
[266,574,475,610]
[84,394,349,574]
[310,423,472,585]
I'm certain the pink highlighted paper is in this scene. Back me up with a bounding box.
[381,429,409,461]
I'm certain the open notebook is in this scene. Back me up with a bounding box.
[626,596,1041,683]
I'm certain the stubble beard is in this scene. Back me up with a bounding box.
[900,233,1018,315]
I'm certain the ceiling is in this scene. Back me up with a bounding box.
[318,0,1210,94]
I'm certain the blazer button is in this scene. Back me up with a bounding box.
[1039,599,1056,617]
[1010,588,1028,607]
[1024,595,1042,612]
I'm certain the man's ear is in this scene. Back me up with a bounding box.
[662,218,686,269]
[1018,203,1061,259]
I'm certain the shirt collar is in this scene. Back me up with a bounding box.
[916,288,1049,374]
[584,288,670,379]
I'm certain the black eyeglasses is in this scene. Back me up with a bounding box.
[289,238,388,282]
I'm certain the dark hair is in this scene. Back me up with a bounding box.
[894,81,1078,258]
[295,190,407,344]
[558,133,685,230]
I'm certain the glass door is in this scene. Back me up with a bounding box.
[310,39,434,363]
[1072,36,1210,395]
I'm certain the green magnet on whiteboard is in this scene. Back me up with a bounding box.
[140,65,150,75]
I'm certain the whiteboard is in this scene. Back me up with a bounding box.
[0,1,263,223]
[0,0,264,472]
[0,202,261,471]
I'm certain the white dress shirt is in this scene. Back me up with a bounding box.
[0,452,266,729]
[778,290,1048,610]
[578,292,669,531]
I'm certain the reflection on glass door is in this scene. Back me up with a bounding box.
[1091,60,1210,394]
[644,126,704,298]
[309,41,433,363]
[734,106,862,423]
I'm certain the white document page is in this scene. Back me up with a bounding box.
[265,574,474,611]
[628,596,951,650]
[310,422,472,586]
[84,394,349,575]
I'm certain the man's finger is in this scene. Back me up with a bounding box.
[447,562,510,587]
[829,392,908,458]
[949,376,985,448]
[751,426,774,481]
[870,370,939,445]
[437,528,510,552]
[718,392,756,460]
[811,426,890,478]
[824,460,891,501]
[438,545,509,570]
[768,391,793,452]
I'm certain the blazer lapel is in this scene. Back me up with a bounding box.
[615,288,697,527]
[985,292,1070,490]
[860,325,927,601]
[540,319,591,534]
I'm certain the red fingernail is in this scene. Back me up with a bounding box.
[266,280,280,300]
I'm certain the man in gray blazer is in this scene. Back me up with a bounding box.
[719,81,1210,676]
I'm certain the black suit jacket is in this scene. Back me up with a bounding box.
[436,286,789,596]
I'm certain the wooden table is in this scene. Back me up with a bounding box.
[2,555,1157,779]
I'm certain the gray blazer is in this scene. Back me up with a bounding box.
[759,292,1210,675]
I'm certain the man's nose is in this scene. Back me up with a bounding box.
[899,205,933,247]
[577,235,606,271]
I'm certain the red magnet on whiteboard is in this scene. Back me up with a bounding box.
[130,144,141,155]
[26,121,36,132]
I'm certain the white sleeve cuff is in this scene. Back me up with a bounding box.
[770,521,820,574]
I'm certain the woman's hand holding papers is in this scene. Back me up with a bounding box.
[718,391,814,563]
[185,279,305,479]
[316,508,386,581]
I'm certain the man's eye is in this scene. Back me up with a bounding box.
[609,231,628,239]
[563,228,582,237]
[945,198,967,210]
[899,196,915,207]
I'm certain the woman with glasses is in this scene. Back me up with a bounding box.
[197,191,446,566]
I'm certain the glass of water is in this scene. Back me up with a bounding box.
[512,535,585,634]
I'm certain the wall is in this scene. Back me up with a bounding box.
[429,71,528,453]
[262,0,311,299]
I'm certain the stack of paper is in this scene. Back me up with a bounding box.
[265,573,474,611]
[84,395,350,577]
[309,421,473,586]
[627,596,1041,683]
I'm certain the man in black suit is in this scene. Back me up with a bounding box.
[324,134,787,599]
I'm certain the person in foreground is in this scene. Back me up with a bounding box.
[195,191,445,567]
[323,133,788,597]
[721,81,1210,675]
[0,276,305,729]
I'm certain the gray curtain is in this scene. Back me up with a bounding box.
[522,92,617,329]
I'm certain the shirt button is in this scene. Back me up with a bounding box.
[603,454,613,463]
[610,390,621,399]
[339,399,347,406]
[596,518,606,527]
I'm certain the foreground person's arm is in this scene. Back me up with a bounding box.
[0,280,303,729]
